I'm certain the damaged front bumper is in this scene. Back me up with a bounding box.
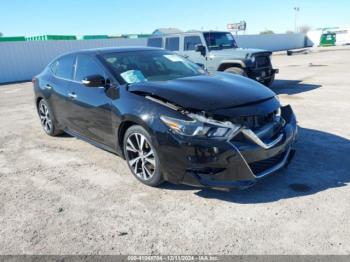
[156,105,297,189]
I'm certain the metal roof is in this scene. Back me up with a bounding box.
[152,28,183,35]
[149,30,232,37]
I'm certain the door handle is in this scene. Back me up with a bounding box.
[68,92,77,99]
[45,84,52,90]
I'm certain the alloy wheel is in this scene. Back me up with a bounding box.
[125,133,156,181]
[39,102,53,133]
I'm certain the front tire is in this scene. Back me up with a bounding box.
[38,99,63,136]
[123,125,164,187]
[224,67,247,76]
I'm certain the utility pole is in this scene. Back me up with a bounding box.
[294,7,300,33]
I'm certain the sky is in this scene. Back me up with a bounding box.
[0,0,349,36]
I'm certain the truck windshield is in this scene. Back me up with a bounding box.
[203,32,238,50]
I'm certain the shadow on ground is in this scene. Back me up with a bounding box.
[59,133,73,138]
[161,127,350,203]
[271,80,321,95]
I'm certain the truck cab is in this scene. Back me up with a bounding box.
[147,30,278,86]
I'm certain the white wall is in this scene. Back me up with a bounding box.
[0,34,310,83]
[0,38,146,84]
[234,33,311,52]
[307,30,324,47]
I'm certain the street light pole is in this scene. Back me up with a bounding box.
[294,7,300,33]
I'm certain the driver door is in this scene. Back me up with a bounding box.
[67,54,114,147]
[182,35,207,66]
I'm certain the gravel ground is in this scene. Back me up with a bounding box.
[0,48,349,255]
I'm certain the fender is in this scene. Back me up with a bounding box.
[217,60,247,71]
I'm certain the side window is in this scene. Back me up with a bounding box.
[147,37,163,48]
[74,54,105,82]
[54,55,75,79]
[165,37,180,51]
[184,36,202,51]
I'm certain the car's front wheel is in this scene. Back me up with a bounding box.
[123,125,164,187]
[38,99,63,136]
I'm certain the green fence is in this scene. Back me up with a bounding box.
[26,35,77,41]
[81,35,110,40]
[0,36,26,42]
[0,34,150,42]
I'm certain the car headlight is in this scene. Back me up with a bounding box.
[160,114,240,139]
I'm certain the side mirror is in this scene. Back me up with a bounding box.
[82,75,106,88]
[195,44,206,56]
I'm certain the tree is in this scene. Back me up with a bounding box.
[259,30,275,35]
[298,25,311,34]
[0,32,3,37]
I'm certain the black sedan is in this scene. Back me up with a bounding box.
[33,47,297,189]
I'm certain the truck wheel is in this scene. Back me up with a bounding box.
[224,67,247,76]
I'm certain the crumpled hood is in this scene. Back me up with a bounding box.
[128,72,276,111]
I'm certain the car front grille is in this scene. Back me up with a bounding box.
[255,56,271,68]
[233,112,276,130]
[248,152,285,175]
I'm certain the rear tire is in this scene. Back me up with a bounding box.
[38,99,63,136]
[224,67,247,76]
[123,125,164,187]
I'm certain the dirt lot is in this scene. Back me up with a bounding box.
[0,48,349,255]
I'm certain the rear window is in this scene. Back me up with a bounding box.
[184,36,202,51]
[52,54,75,80]
[165,37,180,51]
[147,37,163,48]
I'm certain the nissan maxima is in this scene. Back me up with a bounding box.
[33,47,297,189]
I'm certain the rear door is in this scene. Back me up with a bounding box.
[49,54,75,127]
[67,54,114,146]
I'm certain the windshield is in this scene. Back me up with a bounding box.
[203,32,238,50]
[101,50,206,84]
